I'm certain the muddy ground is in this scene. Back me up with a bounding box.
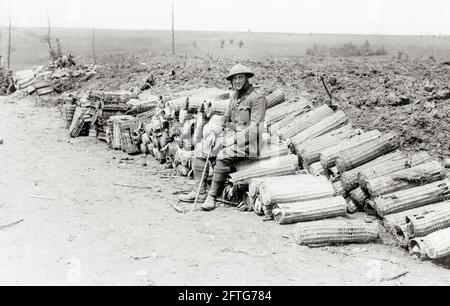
[1,95,450,286]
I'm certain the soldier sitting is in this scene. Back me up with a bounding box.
[178,64,267,211]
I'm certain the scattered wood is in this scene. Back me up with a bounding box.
[129,255,152,261]
[172,190,192,195]
[171,202,186,213]
[158,175,181,179]
[0,219,24,230]
[380,271,409,282]
[37,87,54,96]
[33,81,51,90]
[113,183,153,190]
[29,195,54,200]
[215,198,239,206]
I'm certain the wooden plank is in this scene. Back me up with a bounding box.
[37,87,54,96]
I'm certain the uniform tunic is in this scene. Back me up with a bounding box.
[195,84,267,161]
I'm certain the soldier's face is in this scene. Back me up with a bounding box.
[232,74,247,90]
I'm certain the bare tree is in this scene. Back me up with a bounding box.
[0,21,3,67]
[7,16,12,70]
[171,1,175,56]
[46,14,52,51]
[45,13,57,60]
[56,38,63,57]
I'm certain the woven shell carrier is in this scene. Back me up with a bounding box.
[372,179,450,217]
[63,104,77,129]
[409,227,450,260]
[273,196,348,225]
[107,115,134,149]
[119,119,141,154]
[293,219,379,246]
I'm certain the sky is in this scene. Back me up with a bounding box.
[0,0,449,35]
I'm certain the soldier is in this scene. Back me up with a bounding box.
[0,69,6,95]
[6,70,16,95]
[178,64,267,211]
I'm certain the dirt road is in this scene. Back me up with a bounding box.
[1,96,449,286]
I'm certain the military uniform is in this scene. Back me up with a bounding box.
[179,64,267,211]
[195,83,267,159]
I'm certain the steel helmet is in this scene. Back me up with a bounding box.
[225,64,254,81]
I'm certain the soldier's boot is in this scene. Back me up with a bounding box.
[178,157,209,203]
[200,194,217,211]
[201,160,230,211]
[178,190,207,203]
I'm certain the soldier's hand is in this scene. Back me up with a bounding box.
[223,122,236,132]
[204,131,217,149]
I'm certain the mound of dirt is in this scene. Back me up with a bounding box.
[81,55,450,159]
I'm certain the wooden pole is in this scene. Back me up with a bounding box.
[192,146,212,211]
[0,21,3,68]
[7,16,12,70]
[46,12,55,60]
[171,1,175,56]
[47,13,51,48]
[92,27,96,64]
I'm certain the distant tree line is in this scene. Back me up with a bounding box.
[306,40,387,57]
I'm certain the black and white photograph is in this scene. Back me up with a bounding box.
[1,0,450,289]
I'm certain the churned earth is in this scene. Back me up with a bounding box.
[1,95,450,286]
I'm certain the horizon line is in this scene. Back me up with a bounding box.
[1,25,450,37]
